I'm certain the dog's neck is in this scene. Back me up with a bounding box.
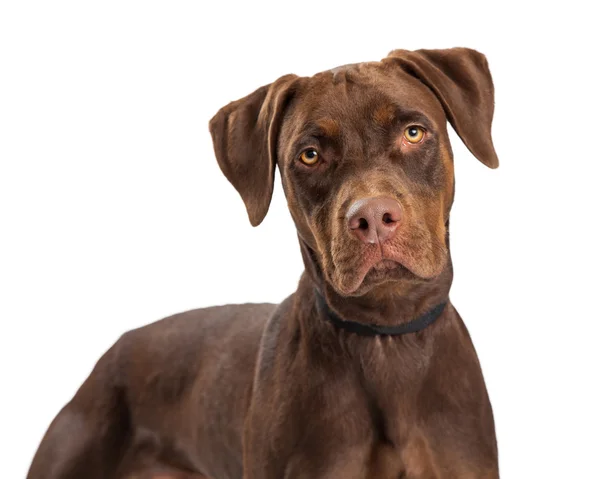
[298,239,452,328]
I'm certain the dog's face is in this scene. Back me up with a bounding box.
[277,65,454,296]
[210,48,498,297]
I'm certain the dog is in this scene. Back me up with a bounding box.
[28,47,499,479]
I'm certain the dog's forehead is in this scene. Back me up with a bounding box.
[327,61,378,83]
[292,61,446,126]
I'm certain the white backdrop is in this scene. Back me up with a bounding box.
[1,1,599,477]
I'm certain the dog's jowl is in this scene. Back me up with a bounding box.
[28,48,500,479]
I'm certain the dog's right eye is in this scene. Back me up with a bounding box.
[299,149,319,166]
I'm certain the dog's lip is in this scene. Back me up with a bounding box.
[335,253,418,295]
[336,257,414,296]
[371,259,400,271]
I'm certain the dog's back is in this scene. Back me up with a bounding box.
[28,303,275,478]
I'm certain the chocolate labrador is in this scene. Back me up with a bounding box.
[28,47,499,479]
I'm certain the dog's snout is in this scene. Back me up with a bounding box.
[346,197,402,244]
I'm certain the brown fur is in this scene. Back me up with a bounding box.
[28,47,499,479]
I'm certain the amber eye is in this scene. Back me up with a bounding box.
[299,148,319,165]
[403,126,425,144]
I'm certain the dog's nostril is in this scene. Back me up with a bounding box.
[382,213,394,224]
[347,197,402,244]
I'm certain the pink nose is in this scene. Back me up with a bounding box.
[346,197,402,244]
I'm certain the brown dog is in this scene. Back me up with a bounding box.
[28,47,499,479]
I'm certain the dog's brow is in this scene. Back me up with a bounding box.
[378,107,434,130]
[317,118,340,137]
[373,104,397,126]
[298,119,341,140]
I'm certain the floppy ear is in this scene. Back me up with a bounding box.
[385,48,499,168]
[209,74,298,226]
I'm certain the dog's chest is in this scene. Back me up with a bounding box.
[287,380,441,479]
[317,333,496,479]
[293,336,440,478]
[362,350,436,478]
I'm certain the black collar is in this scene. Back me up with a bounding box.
[315,290,447,336]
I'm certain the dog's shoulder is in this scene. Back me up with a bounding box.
[95,303,277,391]
[118,302,277,351]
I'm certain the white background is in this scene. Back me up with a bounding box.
[1,1,599,477]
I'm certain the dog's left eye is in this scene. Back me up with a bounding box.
[299,149,319,165]
[403,126,425,144]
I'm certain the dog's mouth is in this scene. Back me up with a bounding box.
[361,256,417,285]
[326,210,449,296]
[372,259,400,271]
[331,251,419,296]
[329,237,448,296]
[362,259,416,285]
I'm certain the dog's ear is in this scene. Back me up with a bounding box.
[209,74,298,226]
[385,48,499,169]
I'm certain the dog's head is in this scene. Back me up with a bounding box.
[210,48,498,297]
